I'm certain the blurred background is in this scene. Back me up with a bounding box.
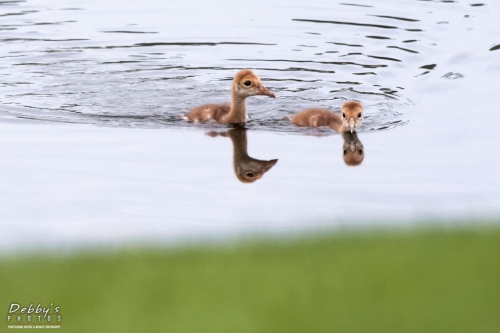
[1,0,499,331]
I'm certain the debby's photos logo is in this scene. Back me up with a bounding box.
[6,303,62,330]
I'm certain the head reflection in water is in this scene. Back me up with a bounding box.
[342,132,364,166]
[206,128,278,183]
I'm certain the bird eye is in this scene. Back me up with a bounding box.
[343,150,347,156]
[342,113,346,118]
[359,149,363,155]
[244,80,252,87]
[246,172,254,177]
[358,112,362,118]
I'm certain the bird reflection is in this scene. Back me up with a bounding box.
[342,132,364,166]
[206,128,278,183]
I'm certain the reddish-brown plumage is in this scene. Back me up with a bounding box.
[289,108,343,130]
[285,100,364,133]
[184,70,275,125]
[186,104,231,123]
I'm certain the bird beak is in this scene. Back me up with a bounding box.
[348,118,355,133]
[257,85,276,98]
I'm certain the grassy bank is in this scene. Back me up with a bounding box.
[1,228,499,332]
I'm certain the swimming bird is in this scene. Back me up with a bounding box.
[183,70,276,125]
[206,128,278,183]
[284,100,363,133]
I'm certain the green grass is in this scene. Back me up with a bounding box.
[1,228,500,333]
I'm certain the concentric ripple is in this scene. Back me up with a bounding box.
[0,0,493,133]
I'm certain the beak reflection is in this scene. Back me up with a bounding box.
[206,128,279,183]
[342,132,364,166]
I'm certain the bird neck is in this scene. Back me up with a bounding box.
[224,85,247,124]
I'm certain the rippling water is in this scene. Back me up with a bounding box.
[2,0,493,132]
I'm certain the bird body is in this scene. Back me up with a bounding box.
[285,100,364,133]
[288,108,343,130]
[185,103,231,123]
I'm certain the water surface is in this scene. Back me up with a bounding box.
[2,0,485,131]
[1,0,499,251]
